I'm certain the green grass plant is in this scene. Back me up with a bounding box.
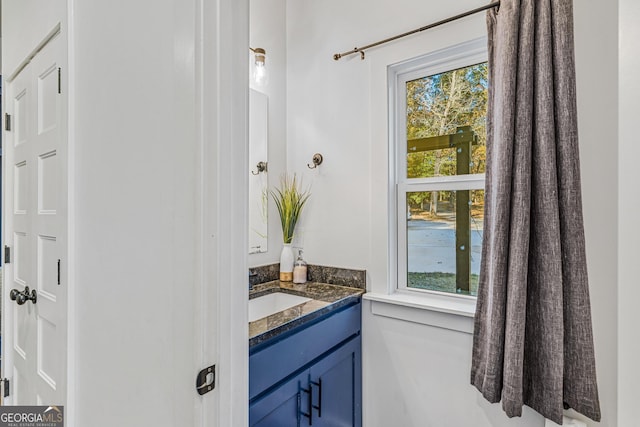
[408,272,479,296]
[271,174,310,244]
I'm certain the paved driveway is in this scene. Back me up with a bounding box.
[407,219,483,274]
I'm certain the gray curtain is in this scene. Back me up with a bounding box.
[470,0,601,424]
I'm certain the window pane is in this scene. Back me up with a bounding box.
[406,63,488,179]
[406,190,484,296]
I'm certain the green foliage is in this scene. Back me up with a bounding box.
[270,174,310,244]
[405,63,488,209]
[406,62,488,142]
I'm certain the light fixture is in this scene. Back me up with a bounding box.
[250,47,268,86]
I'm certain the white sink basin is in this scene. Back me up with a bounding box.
[249,292,312,322]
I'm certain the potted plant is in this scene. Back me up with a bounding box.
[271,174,310,281]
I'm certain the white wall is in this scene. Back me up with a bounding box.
[68,0,255,422]
[286,0,620,426]
[71,0,207,425]
[249,0,287,266]
[617,0,640,424]
[572,1,619,425]
[1,0,65,77]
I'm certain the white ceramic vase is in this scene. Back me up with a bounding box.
[279,243,294,282]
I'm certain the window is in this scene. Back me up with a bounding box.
[391,40,488,297]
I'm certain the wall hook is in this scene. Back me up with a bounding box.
[307,153,324,169]
[251,161,268,175]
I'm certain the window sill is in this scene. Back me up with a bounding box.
[363,292,476,334]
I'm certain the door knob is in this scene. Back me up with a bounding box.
[9,286,37,305]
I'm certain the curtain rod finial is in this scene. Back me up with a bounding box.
[333,53,342,61]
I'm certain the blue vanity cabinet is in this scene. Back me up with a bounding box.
[249,301,362,427]
[308,335,362,427]
[250,370,308,427]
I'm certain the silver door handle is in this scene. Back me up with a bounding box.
[9,286,37,305]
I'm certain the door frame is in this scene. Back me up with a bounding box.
[200,0,249,425]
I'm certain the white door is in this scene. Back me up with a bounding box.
[3,32,67,406]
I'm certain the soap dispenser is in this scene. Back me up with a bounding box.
[293,250,308,284]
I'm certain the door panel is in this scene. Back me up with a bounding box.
[8,64,35,403]
[37,64,59,135]
[14,88,29,145]
[250,371,307,427]
[4,31,67,405]
[13,231,29,285]
[37,235,58,298]
[14,160,28,213]
[309,337,362,427]
[313,357,354,427]
[38,151,58,214]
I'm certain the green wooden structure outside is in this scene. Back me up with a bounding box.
[407,126,478,293]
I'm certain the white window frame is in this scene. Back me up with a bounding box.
[388,37,488,302]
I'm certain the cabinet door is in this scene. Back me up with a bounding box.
[250,371,308,427]
[309,336,362,427]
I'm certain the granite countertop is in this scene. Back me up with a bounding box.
[249,280,365,348]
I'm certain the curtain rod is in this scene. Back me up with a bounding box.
[333,1,500,61]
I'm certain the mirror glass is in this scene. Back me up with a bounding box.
[249,89,269,254]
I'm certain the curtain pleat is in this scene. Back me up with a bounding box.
[470,0,601,423]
